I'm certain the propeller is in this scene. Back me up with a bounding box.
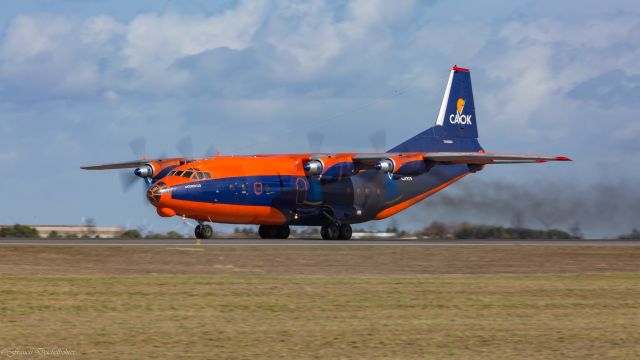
[119,171,139,192]
[129,137,147,159]
[369,129,387,153]
[120,136,152,196]
[204,144,218,158]
[307,131,325,153]
[368,129,400,201]
[176,136,193,157]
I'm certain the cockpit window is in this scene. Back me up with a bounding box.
[169,168,210,179]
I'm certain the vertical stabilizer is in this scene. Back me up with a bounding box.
[434,65,478,139]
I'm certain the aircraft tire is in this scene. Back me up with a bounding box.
[276,225,290,239]
[201,224,214,239]
[259,225,278,239]
[194,225,203,239]
[338,224,352,240]
[321,224,340,240]
[258,225,267,238]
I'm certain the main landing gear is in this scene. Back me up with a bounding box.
[195,223,213,239]
[321,223,352,240]
[258,225,291,239]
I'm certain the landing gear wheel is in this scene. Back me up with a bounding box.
[258,225,272,239]
[321,224,340,240]
[259,225,277,239]
[201,225,213,239]
[338,224,352,240]
[195,224,213,239]
[276,225,290,239]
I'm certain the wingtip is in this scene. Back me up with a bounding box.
[555,156,572,161]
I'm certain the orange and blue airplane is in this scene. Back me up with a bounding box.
[82,66,570,240]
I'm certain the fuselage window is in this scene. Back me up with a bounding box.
[254,182,263,195]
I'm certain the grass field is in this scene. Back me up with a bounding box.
[0,246,639,359]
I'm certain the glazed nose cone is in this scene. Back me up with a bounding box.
[147,183,177,217]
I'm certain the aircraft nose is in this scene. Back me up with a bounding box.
[146,183,171,206]
[147,183,177,217]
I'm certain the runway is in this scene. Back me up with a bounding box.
[0,238,638,247]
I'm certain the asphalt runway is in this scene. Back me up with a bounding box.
[0,238,638,247]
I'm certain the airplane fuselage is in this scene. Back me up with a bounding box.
[148,153,470,226]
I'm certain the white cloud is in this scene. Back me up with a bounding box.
[122,1,265,71]
[261,0,416,77]
[0,1,269,97]
[500,17,638,49]
[0,0,418,97]
[0,15,72,62]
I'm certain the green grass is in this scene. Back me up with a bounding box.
[1,274,639,359]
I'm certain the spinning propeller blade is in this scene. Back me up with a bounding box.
[307,131,325,153]
[368,130,387,153]
[176,136,193,158]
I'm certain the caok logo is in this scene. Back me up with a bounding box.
[449,98,472,125]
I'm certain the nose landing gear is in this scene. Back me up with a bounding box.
[195,223,213,239]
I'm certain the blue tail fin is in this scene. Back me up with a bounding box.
[389,65,481,153]
[434,65,478,139]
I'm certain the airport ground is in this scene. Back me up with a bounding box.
[0,240,639,359]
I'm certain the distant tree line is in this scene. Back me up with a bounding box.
[618,229,640,240]
[420,221,575,239]
[0,225,186,239]
[0,224,40,238]
[1,223,639,240]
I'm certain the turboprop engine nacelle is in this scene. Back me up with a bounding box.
[135,159,184,180]
[303,160,324,176]
[304,155,357,182]
[375,154,430,176]
[134,164,154,178]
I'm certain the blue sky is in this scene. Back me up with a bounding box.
[1,0,638,237]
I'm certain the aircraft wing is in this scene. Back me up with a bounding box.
[350,153,404,166]
[80,158,185,170]
[351,152,571,168]
[423,152,571,164]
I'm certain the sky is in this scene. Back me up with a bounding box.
[1,0,639,237]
